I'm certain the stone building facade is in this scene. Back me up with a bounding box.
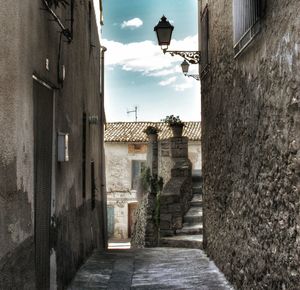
[0,1,106,289]
[199,0,300,289]
[104,122,201,240]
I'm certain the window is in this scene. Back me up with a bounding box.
[233,0,263,57]
[200,5,209,79]
[128,144,147,154]
[131,160,146,190]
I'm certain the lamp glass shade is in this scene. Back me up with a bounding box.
[154,15,174,47]
[181,60,190,74]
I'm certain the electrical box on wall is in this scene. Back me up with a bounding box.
[58,133,69,162]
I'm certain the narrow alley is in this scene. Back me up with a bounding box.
[68,248,233,290]
[0,0,299,290]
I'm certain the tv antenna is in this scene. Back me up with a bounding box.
[127,106,138,122]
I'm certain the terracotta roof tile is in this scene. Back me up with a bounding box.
[104,122,201,142]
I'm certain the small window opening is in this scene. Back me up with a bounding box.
[131,160,146,190]
[233,0,262,57]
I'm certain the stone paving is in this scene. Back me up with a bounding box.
[68,248,234,290]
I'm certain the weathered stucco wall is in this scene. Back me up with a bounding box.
[189,141,202,171]
[105,142,147,240]
[107,192,138,240]
[201,1,300,289]
[0,1,105,289]
[105,142,147,192]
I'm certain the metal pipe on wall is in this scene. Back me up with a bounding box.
[100,45,108,249]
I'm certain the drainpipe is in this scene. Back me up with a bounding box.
[198,0,207,251]
[100,46,108,249]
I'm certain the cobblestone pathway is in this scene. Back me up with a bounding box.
[68,248,234,290]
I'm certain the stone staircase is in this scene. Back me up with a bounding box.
[160,173,203,249]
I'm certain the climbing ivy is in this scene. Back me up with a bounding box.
[140,167,163,228]
[141,167,163,194]
[141,167,151,191]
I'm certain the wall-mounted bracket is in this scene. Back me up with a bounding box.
[163,49,201,64]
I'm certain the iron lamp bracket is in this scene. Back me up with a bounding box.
[163,49,201,64]
[185,74,200,81]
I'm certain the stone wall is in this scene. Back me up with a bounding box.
[159,140,201,183]
[132,136,193,244]
[159,137,193,237]
[131,193,158,248]
[158,140,173,185]
[201,1,300,289]
[147,135,158,176]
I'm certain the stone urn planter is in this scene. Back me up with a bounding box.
[170,124,184,137]
[143,125,159,142]
[162,115,185,138]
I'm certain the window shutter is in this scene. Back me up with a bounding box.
[233,0,261,57]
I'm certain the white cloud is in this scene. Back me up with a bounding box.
[148,67,181,77]
[102,35,198,91]
[102,39,176,73]
[174,78,195,91]
[159,76,177,86]
[121,18,143,29]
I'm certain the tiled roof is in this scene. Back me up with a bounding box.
[104,122,201,142]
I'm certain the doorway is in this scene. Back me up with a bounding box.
[33,78,54,290]
[107,205,115,239]
[128,202,138,239]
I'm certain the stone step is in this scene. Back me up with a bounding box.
[159,235,203,249]
[190,194,202,207]
[190,200,202,207]
[192,185,202,195]
[184,207,203,224]
[191,194,202,201]
[192,173,203,182]
[176,223,203,235]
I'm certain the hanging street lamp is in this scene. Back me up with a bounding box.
[154,15,200,64]
[154,15,174,50]
[181,60,200,81]
[181,60,190,74]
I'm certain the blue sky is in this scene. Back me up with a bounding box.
[101,0,200,122]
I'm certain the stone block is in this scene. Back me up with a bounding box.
[167,203,182,212]
[160,229,175,237]
[172,217,183,229]
[160,221,171,230]
[160,194,180,204]
[160,214,172,221]
[171,148,188,158]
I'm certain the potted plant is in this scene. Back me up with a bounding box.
[162,115,185,137]
[143,125,159,142]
